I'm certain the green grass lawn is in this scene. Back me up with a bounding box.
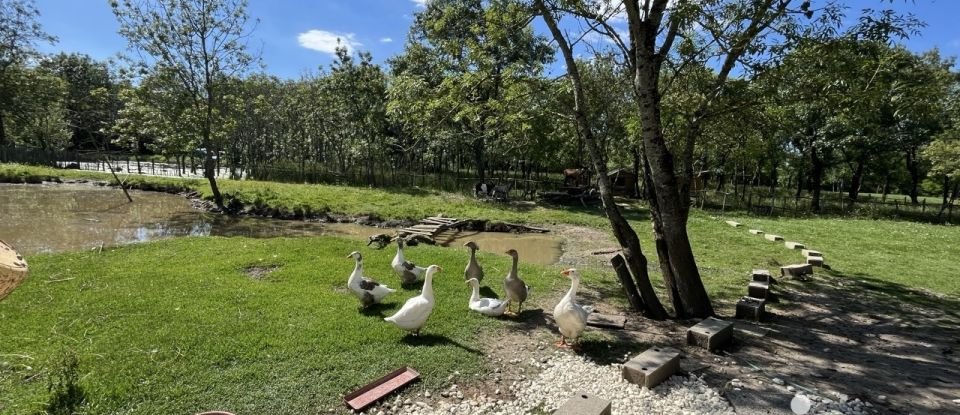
[0,236,591,414]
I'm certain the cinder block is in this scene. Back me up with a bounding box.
[748,229,764,235]
[806,256,824,267]
[735,296,765,321]
[801,249,822,258]
[725,220,741,227]
[781,263,813,279]
[751,269,773,283]
[748,281,770,299]
[764,234,784,242]
[554,391,612,415]
[785,241,805,250]
[686,317,734,350]
[622,346,681,388]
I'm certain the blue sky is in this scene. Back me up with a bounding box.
[34,0,960,79]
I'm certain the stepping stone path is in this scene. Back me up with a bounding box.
[735,296,765,321]
[748,281,771,299]
[622,346,681,388]
[586,313,626,329]
[725,220,742,227]
[554,391,612,415]
[764,234,784,242]
[801,249,822,258]
[748,229,764,235]
[781,263,813,279]
[806,256,825,267]
[784,241,805,249]
[752,269,774,284]
[686,317,734,351]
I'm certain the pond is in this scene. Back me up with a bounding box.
[0,183,562,264]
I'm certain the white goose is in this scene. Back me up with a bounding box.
[465,278,508,317]
[391,238,426,285]
[553,268,592,349]
[384,265,442,335]
[346,251,395,308]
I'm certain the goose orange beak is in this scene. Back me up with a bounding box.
[560,269,572,276]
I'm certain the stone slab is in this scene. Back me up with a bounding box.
[586,313,626,329]
[764,234,784,242]
[622,346,681,388]
[748,281,770,299]
[686,317,734,350]
[751,269,772,283]
[554,391,612,415]
[748,229,764,235]
[801,249,822,258]
[725,220,742,227]
[806,256,825,267]
[735,296,766,322]
[780,263,813,279]
[784,241,805,250]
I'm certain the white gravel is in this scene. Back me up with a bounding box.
[367,351,735,415]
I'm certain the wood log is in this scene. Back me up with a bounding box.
[0,240,29,301]
[610,254,645,312]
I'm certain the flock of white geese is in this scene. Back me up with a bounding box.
[346,238,592,348]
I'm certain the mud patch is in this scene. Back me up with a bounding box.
[243,264,280,281]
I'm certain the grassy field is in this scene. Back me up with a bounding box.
[0,236,592,414]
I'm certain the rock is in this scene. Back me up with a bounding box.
[424,391,431,398]
[772,377,785,386]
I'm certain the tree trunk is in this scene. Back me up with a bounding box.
[631,145,642,199]
[0,111,7,162]
[536,0,667,319]
[810,146,824,213]
[631,31,713,318]
[643,155,685,317]
[847,156,865,205]
[906,148,921,205]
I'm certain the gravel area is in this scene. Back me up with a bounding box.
[363,352,735,415]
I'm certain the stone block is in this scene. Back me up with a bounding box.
[686,317,734,350]
[725,220,741,227]
[622,346,681,388]
[748,229,764,235]
[748,281,770,299]
[554,391,612,415]
[780,263,813,279]
[801,249,822,258]
[784,241,805,250]
[806,256,824,267]
[751,269,773,283]
[735,296,765,321]
[764,234,784,242]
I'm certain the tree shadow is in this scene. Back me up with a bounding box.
[400,333,483,355]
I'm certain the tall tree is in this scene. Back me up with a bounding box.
[111,0,257,208]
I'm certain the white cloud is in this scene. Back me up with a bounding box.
[297,29,361,55]
[380,37,394,43]
[411,0,428,8]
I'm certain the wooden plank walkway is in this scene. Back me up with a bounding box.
[400,217,464,239]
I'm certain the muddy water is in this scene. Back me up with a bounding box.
[0,184,563,264]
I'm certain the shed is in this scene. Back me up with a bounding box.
[608,168,638,197]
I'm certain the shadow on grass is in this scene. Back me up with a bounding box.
[359,302,395,318]
[478,286,500,299]
[400,280,424,291]
[400,334,483,355]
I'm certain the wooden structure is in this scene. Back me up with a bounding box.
[399,216,549,242]
[343,367,420,412]
[1,240,29,301]
[607,168,638,197]
[399,216,465,240]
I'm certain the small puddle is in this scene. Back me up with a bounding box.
[0,183,563,265]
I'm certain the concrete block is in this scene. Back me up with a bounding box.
[735,296,766,321]
[801,249,822,258]
[686,317,734,350]
[764,234,784,242]
[622,346,681,388]
[748,281,770,299]
[554,391,612,415]
[725,220,741,227]
[785,241,805,250]
[780,263,813,279]
[806,256,824,267]
[751,269,773,283]
[748,229,764,235]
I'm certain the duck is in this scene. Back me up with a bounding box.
[346,251,395,308]
[553,268,592,349]
[384,265,442,335]
[391,237,426,285]
[466,278,508,317]
[503,249,529,315]
[463,241,484,282]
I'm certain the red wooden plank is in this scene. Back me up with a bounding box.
[344,367,420,411]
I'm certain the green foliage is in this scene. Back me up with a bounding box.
[45,351,87,415]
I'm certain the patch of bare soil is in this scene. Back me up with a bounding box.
[243,264,280,280]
